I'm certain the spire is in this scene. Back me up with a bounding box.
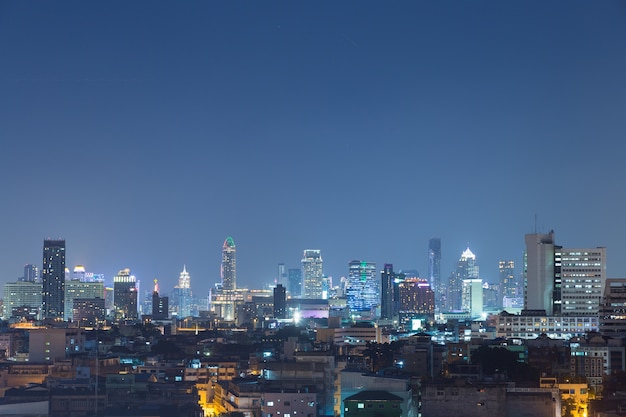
[182,264,187,274]
[153,278,159,293]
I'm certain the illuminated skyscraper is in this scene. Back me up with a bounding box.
[428,238,442,309]
[398,278,435,324]
[42,239,66,319]
[346,260,379,314]
[302,249,323,299]
[448,246,479,311]
[499,260,516,298]
[221,237,236,290]
[175,265,192,317]
[558,247,606,316]
[113,268,138,321]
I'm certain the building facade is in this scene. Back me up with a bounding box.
[302,249,323,299]
[346,261,379,314]
[113,268,138,321]
[42,239,66,319]
[221,237,236,291]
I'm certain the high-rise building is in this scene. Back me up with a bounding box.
[151,280,168,320]
[277,263,287,286]
[398,278,435,325]
[599,279,626,338]
[174,265,192,318]
[42,239,66,319]
[524,231,558,315]
[428,238,442,309]
[525,231,607,316]
[287,268,302,297]
[381,263,395,320]
[23,264,38,283]
[559,247,606,316]
[3,281,42,319]
[447,246,478,311]
[72,265,86,282]
[73,298,105,327]
[64,279,104,320]
[113,268,138,321]
[462,278,483,317]
[499,260,516,301]
[221,237,236,291]
[302,250,323,299]
[346,260,379,314]
[273,284,286,319]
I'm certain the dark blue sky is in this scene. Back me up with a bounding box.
[1,1,625,297]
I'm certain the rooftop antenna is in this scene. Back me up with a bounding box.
[534,213,538,233]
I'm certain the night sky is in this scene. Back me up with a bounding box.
[1,1,625,298]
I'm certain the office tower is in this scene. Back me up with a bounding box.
[381,263,395,320]
[175,265,192,318]
[277,263,287,286]
[499,260,516,302]
[151,280,168,320]
[448,246,478,311]
[559,247,606,316]
[23,264,38,283]
[221,237,236,290]
[64,279,104,320]
[524,231,557,314]
[428,238,442,309]
[42,239,66,319]
[346,260,379,314]
[273,284,286,319]
[113,268,138,321]
[3,281,42,319]
[462,278,483,317]
[398,278,435,325]
[599,279,626,337]
[302,249,323,299]
[287,268,302,297]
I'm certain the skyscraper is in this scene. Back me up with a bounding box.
[175,265,192,318]
[346,260,379,314]
[287,268,302,297]
[524,231,558,315]
[428,238,442,309]
[558,247,606,316]
[302,250,323,299]
[221,237,236,291]
[499,260,516,302]
[381,263,395,320]
[277,263,287,286]
[448,246,479,311]
[42,239,66,319]
[461,278,483,318]
[273,284,286,319]
[23,264,38,283]
[151,279,169,320]
[398,278,435,323]
[113,268,138,321]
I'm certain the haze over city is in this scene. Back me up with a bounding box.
[1,1,625,297]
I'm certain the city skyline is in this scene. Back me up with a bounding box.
[1,2,625,297]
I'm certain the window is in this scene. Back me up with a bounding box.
[358,403,364,409]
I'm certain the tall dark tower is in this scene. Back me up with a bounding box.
[42,239,66,319]
[221,237,236,290]
[381,264,395,320]
[428,238,442,310]
[273,284,286,319]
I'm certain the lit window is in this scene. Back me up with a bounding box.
[267,402,274,406]
[358,403,364,409]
